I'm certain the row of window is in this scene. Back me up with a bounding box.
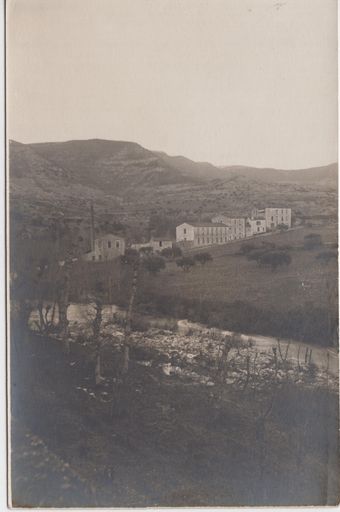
[97,240,121,249]
[194,228,229,234]
[270,216,289,223]
[196,237,228,244]
[214,218,245,226]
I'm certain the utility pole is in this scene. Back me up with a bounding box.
[90,201,95,251]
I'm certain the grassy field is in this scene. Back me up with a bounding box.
[121,225,338,345]
[144,225,337,314]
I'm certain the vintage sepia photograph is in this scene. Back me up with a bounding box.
[6,0,339,507]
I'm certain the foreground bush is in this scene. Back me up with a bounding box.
[176,257,195,271]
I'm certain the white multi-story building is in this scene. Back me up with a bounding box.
[211,215,246,240]
[265,208,291,230]
[246,218,267,236]
[176,222,231,246]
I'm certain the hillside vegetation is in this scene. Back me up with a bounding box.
[123,226,338,346]
[9,140,338,241]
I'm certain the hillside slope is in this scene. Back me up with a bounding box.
[9,139,338,237]
[155,149,337,187]
[220,163,338,187]
[30,140,198,191]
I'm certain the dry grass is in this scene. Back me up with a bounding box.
[144,225,337,314]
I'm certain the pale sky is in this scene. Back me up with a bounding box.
[7,0,338,168]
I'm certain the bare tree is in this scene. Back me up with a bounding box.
[56,258,73,353]
[92,295,104,386]
[112,250,141,416]
[11,240,59,339]
[120,249,141,375]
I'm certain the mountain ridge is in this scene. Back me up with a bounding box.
[9,139,338,234]
[10,138,338,185]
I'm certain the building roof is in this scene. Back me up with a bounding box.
[265,207,291,211]
[180,222,228,228]
[212,216,246,221]
[151,237,175,241]
[96,234,125,241]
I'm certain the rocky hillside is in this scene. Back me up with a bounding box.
[9,139,338,238]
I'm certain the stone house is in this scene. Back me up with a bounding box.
[150,237,174,252]
[82,234,125,262]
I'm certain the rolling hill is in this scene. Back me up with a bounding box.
[9,139,338,240]
[219,163,338,187]
[155,150,337,187]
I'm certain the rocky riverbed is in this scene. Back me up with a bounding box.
[30,302,338,393]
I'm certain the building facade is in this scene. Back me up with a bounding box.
[246,218,267,236]
[82,234,125,262]
[176,222,230,246]
[211,215,246,240]
[265,208,292,230]
[250,208,265,220]
[150,237,174,252]
[131,238,174,252]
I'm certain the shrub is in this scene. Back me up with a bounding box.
[258,250,292,271]
[131,315,151,332]
[277,244,292,251]
[304,233,322,250]
[143,255,166,274]
[315,251,337,264]
[160,248,173,258]
[240,243,257,255]
[246,249,268,263]
[120,248,139,265]
[160,246,183,259]
[139,246,153,255]
[176,257,196,271]
[193,252,213,265]
[172,246,183,258]
[111,312,150,332]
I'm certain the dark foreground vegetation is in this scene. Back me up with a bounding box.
[9,215,339,507]
[11,325,339,507]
